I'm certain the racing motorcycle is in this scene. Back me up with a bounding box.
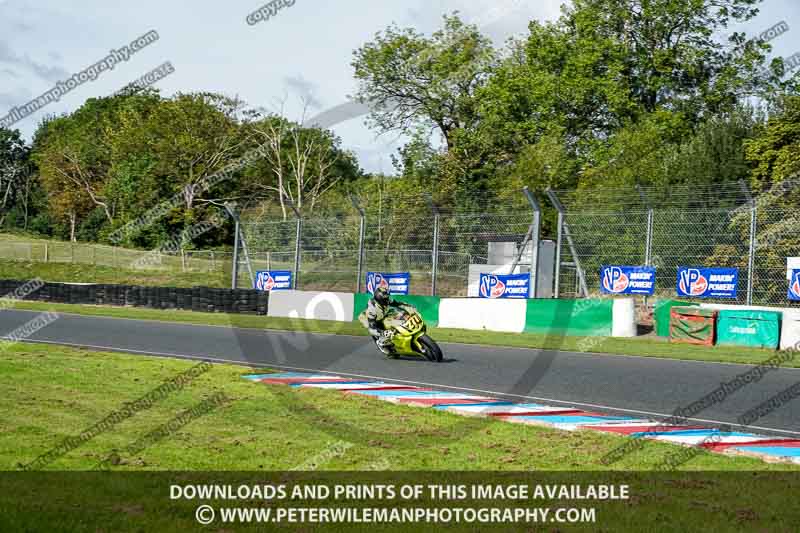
[374,305,443,362]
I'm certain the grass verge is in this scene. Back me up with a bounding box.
[0,260,229,288]
[2,343,800,531]
[1,342,797,472]
[9,300,800,368]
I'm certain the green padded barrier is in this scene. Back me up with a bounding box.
[655,299,699,337]
[717,309,781,350]
[353,293,440,327]
[669,306,717,346]
[524,299,613,337]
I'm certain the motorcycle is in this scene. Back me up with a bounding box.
[365,305,444,362]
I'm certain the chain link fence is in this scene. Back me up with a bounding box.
[1,180,797,307]
[238,192,537,297]
[236,182,799,307]
[550,182,800,308]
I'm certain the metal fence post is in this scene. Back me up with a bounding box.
[287,202,303,290]
[425,194,441,296]
[546,189,589,298]
[217,201,254,289]
[645,209,654,266]
[740,180,757,305]
[237,224,255,288]
[522,187,541,298]
[231,216,240,289]
[637,185,654,267]
[554,211,563,299]
[748,204,757,306]
[637,185,655,311]
[351,194,367,293]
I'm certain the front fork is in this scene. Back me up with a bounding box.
[411,326,427,354]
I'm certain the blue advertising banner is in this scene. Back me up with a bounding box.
[365,272,410,295]
[789,270,800,302]
[676,267,739,299]
[479,273,530,299]
[254,271,293,291]
[600,266,656,295]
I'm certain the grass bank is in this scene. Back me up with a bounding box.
[2,342,796,472]
[0,260,228,288]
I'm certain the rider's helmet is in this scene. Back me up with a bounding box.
[374,286,391,306]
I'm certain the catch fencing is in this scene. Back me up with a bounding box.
[551,181,800,307]
[1,180,797,307]
[237,192,537,297]
[236,181,800,307]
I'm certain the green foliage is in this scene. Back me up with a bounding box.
[21,89,362,249]
[580,110,692,192]
[746,95,800,190]
[352,14,496,149]
[663,106,760,187]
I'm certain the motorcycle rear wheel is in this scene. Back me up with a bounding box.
[417,335,443,362]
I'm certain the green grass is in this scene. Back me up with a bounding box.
[0,259,229,288]
[1,342,796,472]
[0,232,231,287]
[9,299,800,368]
[2,343,800,531]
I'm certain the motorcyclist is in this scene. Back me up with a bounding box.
[359,286,408,353]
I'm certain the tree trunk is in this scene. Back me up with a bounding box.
[69,212,77,242]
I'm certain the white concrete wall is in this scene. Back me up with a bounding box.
[438,298,527,333]
[612,298,637,338]
[781,309,800,351]
[267,291,354,322]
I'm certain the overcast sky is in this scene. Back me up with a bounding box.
[1,0,798,174]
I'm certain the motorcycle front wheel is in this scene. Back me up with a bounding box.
[417,334,443,362]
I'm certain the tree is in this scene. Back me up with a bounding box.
[664,105,760,189]
[564,0,766,115]
[490,127,579,195]
[352,14,496,150]
[102,91,254,247]
[34,117,99,241]
[33,97,129,226]
[138,93,248,212]
[247,110,361,220]
[745,95,800,192]
[0,128,33,228]
[477,18,637,159]
[391,129,442,186]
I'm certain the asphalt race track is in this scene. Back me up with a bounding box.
[2,309,799,437]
